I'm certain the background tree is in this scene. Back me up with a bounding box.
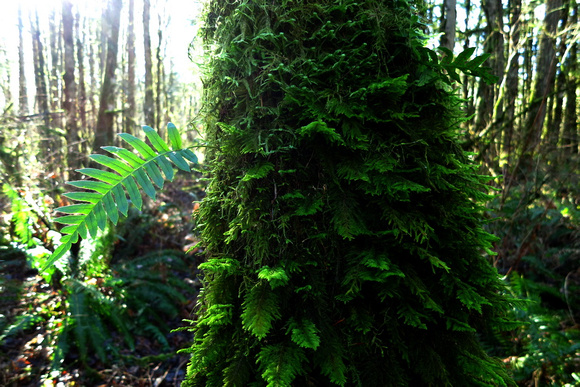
[93,0,122,152]
[62,0,80,175]
[518,0,562,175]
[30,9,53,170]
[125,0,136,135]
[17,4,28,116]
[439,0,456,50]
[143,0,155,126]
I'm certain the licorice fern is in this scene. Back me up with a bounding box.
[45,123,197,270]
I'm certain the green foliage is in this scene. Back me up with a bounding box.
[47,123,197,270]
[0,123,200,381]
[182,0,516,385]
[241,283,281,339]
[53,249,193,367]
[484,175,580,386]
[257,344,306,387]
[3,184,36,247]
[505,274,580,386]
[435,47,498,85]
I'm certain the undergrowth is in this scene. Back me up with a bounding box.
[0,139,204,385]
[485,161,580,386]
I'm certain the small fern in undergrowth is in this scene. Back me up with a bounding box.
[51,249,194,368]
[47,123,198,270]
[112,250,192,348]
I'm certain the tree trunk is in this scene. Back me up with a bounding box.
[182,0,515,385]
[76,10,88,143]
[88,28,98,129]
[93,0,122,153]
[503,0,522,167]
[17,5,28,117]
[143,0,155,126]
[49,8,62,129]
[439,0,456,51]
[474,0,504,168]
[518,0,562,173]
[156,15,165,131]
[125,0,136,135]
[31,9,53,170]
[1,56,13,112]
[62,0,80,176]
[562,3,578,155]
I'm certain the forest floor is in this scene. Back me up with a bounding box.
[1,265,196,386]
[1,174,206,386]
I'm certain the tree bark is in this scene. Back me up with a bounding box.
[473,0,504,168]
[125,0,136,134]
[156,15,165,131]
[62,0,80,176]
[502,0,522,166]
[519,0,562,171]
[31,11,50,128]
[17,4,28,116]
[439,0,456,51]
[31,9,54,171]
[143,0,155,126]
[49,8,62,128]
[562,2,578,155]
[76,10,87,140]
[93,0,122,153]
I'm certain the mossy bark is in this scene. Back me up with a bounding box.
[182,0,515,385]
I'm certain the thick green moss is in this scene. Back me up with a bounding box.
[182,0,515,385]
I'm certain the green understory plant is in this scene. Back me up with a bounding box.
[506,274,580,387]
[46,123,198,269]
[484,170,580,386]
[5,123,199,380]
[49,248,194,370]
[179,0,517,385]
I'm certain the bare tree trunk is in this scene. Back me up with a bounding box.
[88,31,98,129]
[522,24,535,100]
[562,3,578,155]
[1,56,13,112]
[503,0,522,166]
[439,0,456,50]
[31,11,50,127]
[473,0,504,169]
[31,9,53,171]
[76,11,87,141]
[125,0,136,134]
[93,0,122,153]
[547,37,568,151]
[49,8,61,128]
[18,5,28,116]
[143,0,155,126]
[62,0,80,176]
[519,0,562,171]
[156,16,165,131]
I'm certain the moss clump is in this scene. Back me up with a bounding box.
[182,0,516,385]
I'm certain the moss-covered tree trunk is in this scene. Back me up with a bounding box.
[182,0,515,385]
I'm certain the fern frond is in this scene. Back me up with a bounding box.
[241,283,281,339]
[287,317,320,350]
[44,123,197,271]
[257,344,306,387]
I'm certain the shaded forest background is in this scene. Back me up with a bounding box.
[0,0,579,386]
